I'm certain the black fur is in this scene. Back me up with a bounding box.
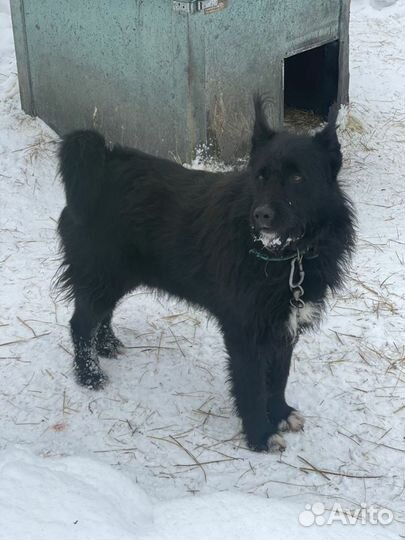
[57,97,355,451]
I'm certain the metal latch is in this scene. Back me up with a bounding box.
[173,0,229,15]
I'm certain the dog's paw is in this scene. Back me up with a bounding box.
[75,362,108,390]
[268,433,287,452]
[278,410,305,432]
[246,428,287,453]
[96,336,124,358]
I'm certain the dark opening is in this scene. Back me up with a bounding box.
[284,41,339,120]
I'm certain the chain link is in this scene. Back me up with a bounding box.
[289,251,305,308]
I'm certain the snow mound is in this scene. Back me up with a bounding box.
[0,448,398,540]
[0,448,152,540]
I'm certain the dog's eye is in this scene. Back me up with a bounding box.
[291,174,304,184]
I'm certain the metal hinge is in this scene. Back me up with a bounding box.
[173,0,229,15]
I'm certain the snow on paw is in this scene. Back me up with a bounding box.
[97,336,124,358]
[75,361,108,390]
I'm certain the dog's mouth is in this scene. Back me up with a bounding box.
[252,227,303,251]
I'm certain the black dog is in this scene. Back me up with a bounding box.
[57,97,355,452]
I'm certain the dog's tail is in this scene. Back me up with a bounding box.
[59,130,107,221]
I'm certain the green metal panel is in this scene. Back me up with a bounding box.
[11,1,192,159]
[10,0,350,162]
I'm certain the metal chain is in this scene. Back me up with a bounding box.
[289,251,305,308]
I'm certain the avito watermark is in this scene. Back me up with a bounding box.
[299,502,393,527]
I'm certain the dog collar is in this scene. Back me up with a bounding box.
[249,246,319,262]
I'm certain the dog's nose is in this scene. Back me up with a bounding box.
[253,205,275,229]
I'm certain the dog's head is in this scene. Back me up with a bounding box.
[249,96,343,250]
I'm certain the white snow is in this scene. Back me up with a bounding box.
[256,231,297,250]
[0,448,152,540]
[258,231,284,248]
[0,0,404,538]
[0,447,397,540]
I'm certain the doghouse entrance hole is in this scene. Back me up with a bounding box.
[284,41,339,130]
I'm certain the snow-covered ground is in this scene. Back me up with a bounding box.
[0,0,404,538]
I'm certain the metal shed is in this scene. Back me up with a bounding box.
[10,0,350,162]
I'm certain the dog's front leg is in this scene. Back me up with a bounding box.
[223,326,283,452]
[266,339,305,433]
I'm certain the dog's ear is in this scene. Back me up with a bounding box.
[314,104,342,178]
[251,94,275,151]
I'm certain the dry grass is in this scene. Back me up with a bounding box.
[284,107,324,133]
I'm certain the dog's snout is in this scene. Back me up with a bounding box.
[253,205,275,229]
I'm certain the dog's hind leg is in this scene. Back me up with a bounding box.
[70,297,118,389]
[95,312,124,358]
[266,340,305,433]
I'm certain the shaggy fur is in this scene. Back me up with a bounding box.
[57,97,355,452]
